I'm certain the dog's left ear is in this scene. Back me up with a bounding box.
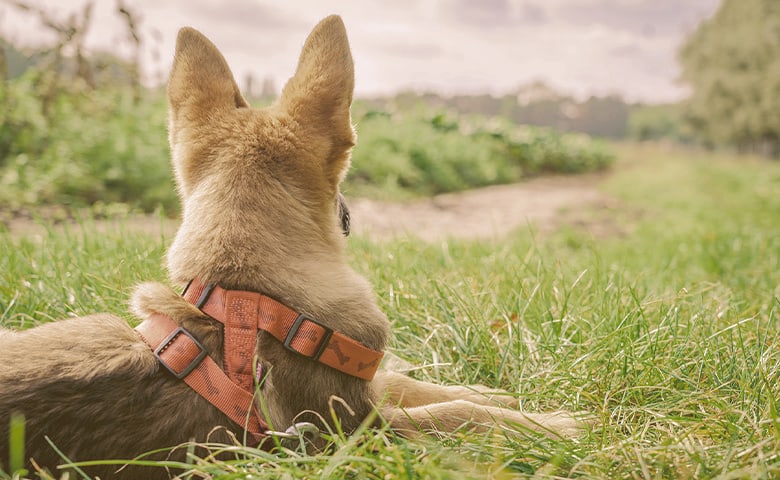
[279,15,356,187]
[168,27,249,120]
[167,27,249,196]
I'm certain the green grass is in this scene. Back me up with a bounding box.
[1,144,780,478]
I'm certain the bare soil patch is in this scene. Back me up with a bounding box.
[348,174,623,241]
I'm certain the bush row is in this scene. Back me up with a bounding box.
[349,107,614,197]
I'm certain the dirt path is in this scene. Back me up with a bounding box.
[348,174,611,241]
[5,174,617,241]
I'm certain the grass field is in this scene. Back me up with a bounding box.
[1,143,779,479]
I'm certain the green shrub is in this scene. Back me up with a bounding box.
[0,73,176,214]
[348,109,613,197]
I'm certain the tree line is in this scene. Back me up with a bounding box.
[679,0,780,157]
[362,86,686,143]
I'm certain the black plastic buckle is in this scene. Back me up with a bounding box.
[154,327,208,379]
[283,314,333,361]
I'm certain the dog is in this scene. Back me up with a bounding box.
[0,16,582,479]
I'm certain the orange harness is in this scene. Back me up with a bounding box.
[134,279,384,445]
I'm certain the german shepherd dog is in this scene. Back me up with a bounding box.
[0,16,582,479]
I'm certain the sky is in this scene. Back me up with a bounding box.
[0,0,721,103]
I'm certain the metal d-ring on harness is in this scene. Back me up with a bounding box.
[266,422,321,450]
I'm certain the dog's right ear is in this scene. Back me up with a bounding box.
[278,16,356,189]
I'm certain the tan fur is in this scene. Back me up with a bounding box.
[0,16,583,479]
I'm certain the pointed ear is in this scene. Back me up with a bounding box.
[279,16,356,171]
[168,27,248,124]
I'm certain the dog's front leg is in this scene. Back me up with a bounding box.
[371,371,583,439]
[378,401,582,440]
[371,370,520,408]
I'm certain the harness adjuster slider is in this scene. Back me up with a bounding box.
[195,283,216,309]
[284,313,333,361]
[181,281,216,310]
[154,327,208,379]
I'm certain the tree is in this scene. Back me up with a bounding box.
[679,0,780,156]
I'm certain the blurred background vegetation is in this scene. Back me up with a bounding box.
[0,0,777,216]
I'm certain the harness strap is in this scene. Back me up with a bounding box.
[221,290,259,391]
[135,313,266,445]
[184,279,384,381]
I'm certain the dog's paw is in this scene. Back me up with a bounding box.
[545,411,589,439]
[450,384,522,408]
[516,410,594,439]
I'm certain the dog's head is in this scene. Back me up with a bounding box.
[165,16,355,285]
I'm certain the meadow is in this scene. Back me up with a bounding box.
[1,142,778,479]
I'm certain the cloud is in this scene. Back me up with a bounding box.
[556,0,720,37]
[0,0,721,102]
[180,0,305,31]
[446,0,549,28]
[371,39,444,59]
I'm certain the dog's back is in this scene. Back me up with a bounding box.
[0,315,231,479]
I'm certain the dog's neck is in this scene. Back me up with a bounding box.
[151,194,389,358]
[166,195,350,306]
[132,263,388,359]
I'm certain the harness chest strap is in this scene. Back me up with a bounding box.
[134,313,267,445]
[183,280,384,381]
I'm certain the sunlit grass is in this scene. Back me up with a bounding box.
[2,144,780,478]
